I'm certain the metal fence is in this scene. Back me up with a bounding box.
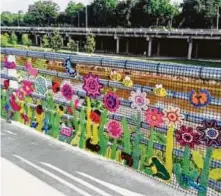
[1,48,221,196]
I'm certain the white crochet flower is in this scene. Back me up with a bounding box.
[129,89,149,111]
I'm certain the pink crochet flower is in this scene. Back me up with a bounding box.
[103,92,120,112]
[83,72,103,98]
[16,88,25,100]
[107,120,123,139]
[145,108,164,127]
[22,81,34,96]
[61,83,74,100]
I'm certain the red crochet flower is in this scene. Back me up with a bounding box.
[52,81,60,93]
[196,120,221,147]
[176,125,200,148]
[4,80,9,90]
[36,105,44,115]
[90,110,101,124]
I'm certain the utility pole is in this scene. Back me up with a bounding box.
[85,5,88,29]
[217,5,220,30]
[78,11,80,27]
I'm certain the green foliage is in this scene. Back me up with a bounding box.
[9,32,18,46]
[25,0,59,26]
[22,34,32,46]
[65,1,84,25]
[68,39,77,52]
[84,33,96,53]
[42,34,50,48]
[1,33,9,47]
[50,31,62,51]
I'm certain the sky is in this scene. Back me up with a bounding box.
[1,0,182,13]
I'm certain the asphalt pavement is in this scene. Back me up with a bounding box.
[1,119,190,196]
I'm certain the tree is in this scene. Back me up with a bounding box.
[50,31,62,51]
[42,34,50,48]
[115,0,135,27]
[68,39,78,52]
[22,34,32,46]
[89,0,117,27]
[84,33,96,53]
[1,33,9,47]
[9,32,18,46]
[25,0,60,26]
[65,1,84,26]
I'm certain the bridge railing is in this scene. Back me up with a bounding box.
[1,26,221,35]
[1,48,221,196]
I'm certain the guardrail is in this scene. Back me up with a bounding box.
[1,49,221,196]
[1,26,221,36]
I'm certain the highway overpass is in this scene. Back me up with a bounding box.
[1,27,221,59]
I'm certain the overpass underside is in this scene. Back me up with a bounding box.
[2,27,221,59]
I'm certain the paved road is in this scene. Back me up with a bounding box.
[1,119,189,196]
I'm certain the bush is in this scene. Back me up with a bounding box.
[22,34,32,47]
[9,32,18,46]
[84,33,96,53]
[1,33,9,47]
[50,31,62,51]
[42,34,50,48]
[68,39,77,52]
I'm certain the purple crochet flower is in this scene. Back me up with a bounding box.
[103,92,120,112]
[83,72,103,99]
[196,120,221,147]
[61,83,74,100]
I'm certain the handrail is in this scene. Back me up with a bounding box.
[1,48,221,81]
[1,26,221,34]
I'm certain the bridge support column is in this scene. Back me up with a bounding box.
[146,36,152,57]
[35,35,38,45]
[101,40,103,51]
[40,37,42,47]
[195,42,198,58]
[187,37,193,60]
[157,41,160,56]
[126,39,129,54]
[114,35,120,54]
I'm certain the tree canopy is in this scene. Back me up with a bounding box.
[1,0,220,28]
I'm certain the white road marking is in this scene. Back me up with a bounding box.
[4,130,17,135]
[77,172,146,196]
[41,162,112,196]
[8,137,16,141]
[13,155,92,196]
[0,133,5,136]
[1,157,66,196]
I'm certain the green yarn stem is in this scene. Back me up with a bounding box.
[98,110,108,156]
[146,127,155,162]
[111,139,117,160]
[198,147,212,196]
[79,108,86,149]
[122,117,131,154]
[183,146,191,176]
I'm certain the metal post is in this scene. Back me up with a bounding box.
[78,12,80,27]
[217,5,220,30]
[85,5,88,29]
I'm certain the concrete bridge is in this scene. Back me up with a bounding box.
[2,27,221,59]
